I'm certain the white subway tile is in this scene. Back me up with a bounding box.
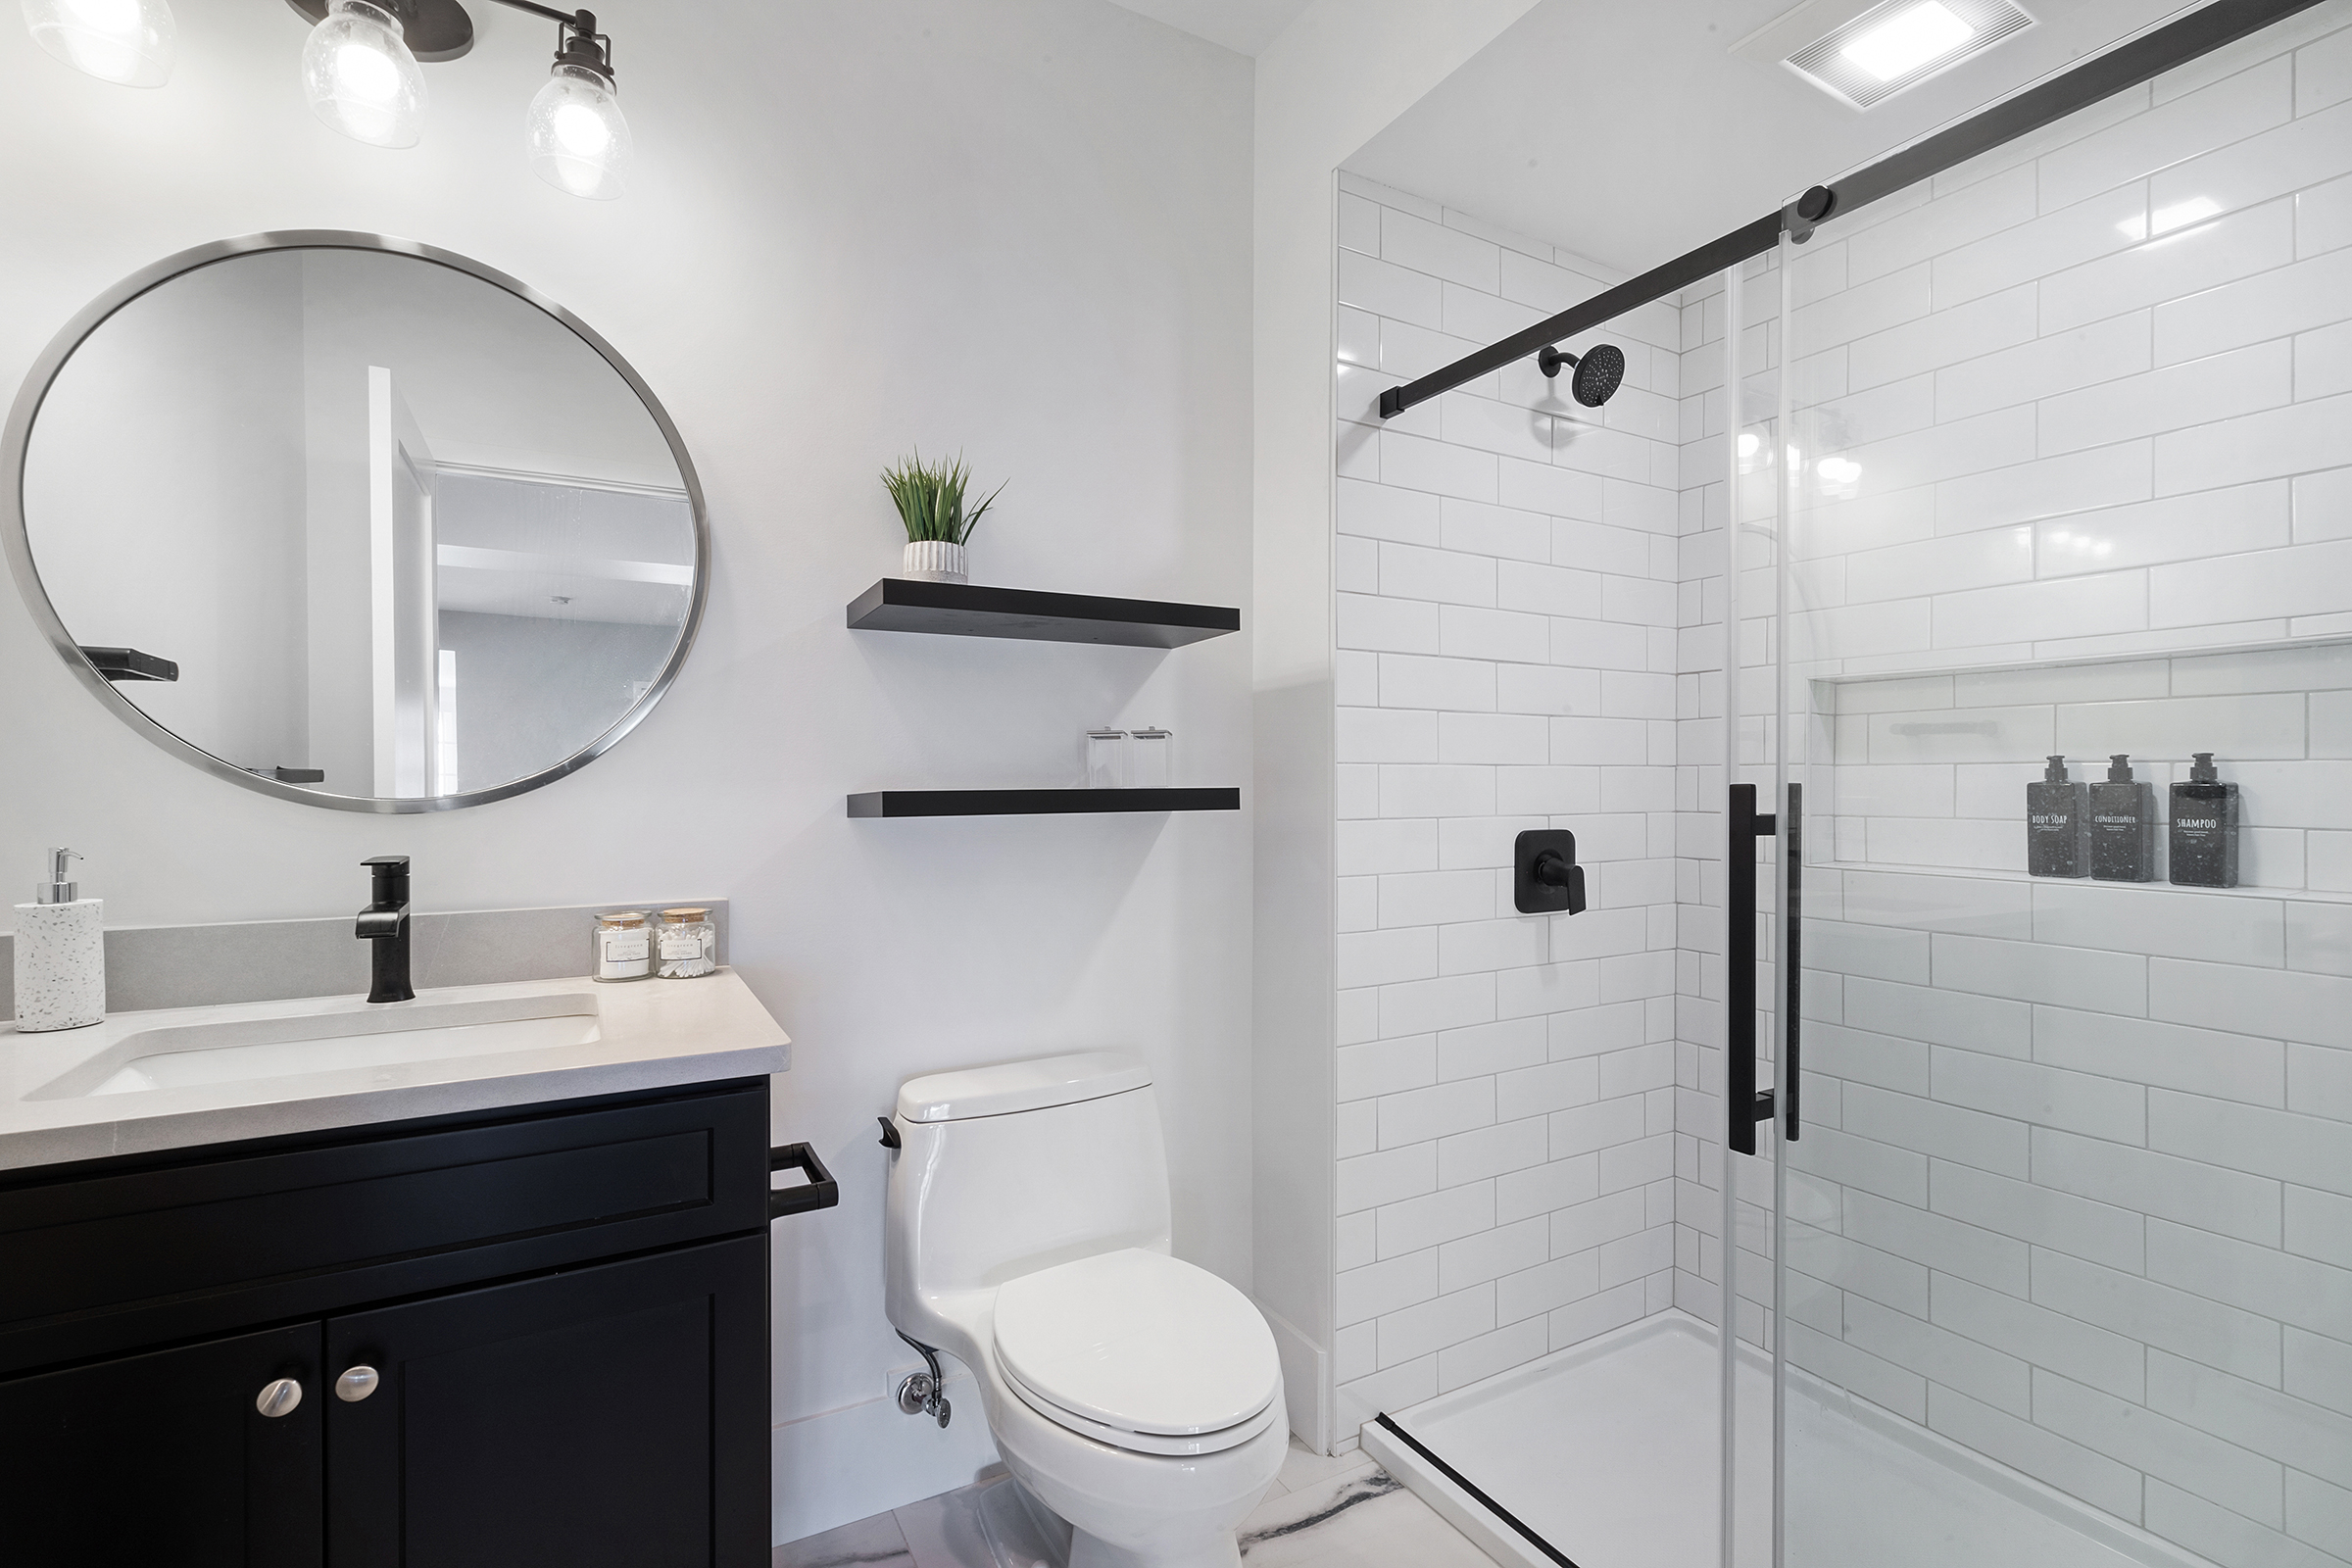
[1936,313,2152,422]
[1376,1183,1496,1262]
[1845,1292,2034,1414]
[1846,1084,2032,1178]
[2034,1005,2286,1106]
[2153,93,2352,230]
[1786,1319,1929,1422]
[1931,1159,2145,1272]
[1495,1152,1599,1224]
[1438,917,1546,975]
[1790,264,1932,354]
[1941,444,2156,536]
[1846,976,2034,1057]
[1339,1098,1379,1158]
[2304,175,2352,262]
[1337,1248,1439,1327]
[1852,284,2039,392]
[2152,955,2352,1047]
[1846,527,2034,605]
[1339,1036,1435,1102]
[1436,1116,1547,1190]
[1338,1144,1438,1216]
[1550,1279,1650,1350]
[2157,242,2352,366]
[2288,900,2352,974]
[1500,455,1604,519]
[1337,1212,1377,1275]
[2157,393,2352,501]
[2287,1326,2352,1419]
[1379,973,1495,1038]
[1337,705,1438,762]
[1867,705,2056,764]
[1338,592,1440,655]
[1381,206,1499,292]
[1378,541,1496,607]
[1338,817,1438,876]
[2148,1089,2352,1195]
[2042,339,2293,455]
[1383,431,1500,502]
[1928,1386,2144,1521]
[2032,881,2286,965]
[2038,57,2292,212]
[1438,711,1548,764]
[1933,933,2147,1015]
[2034,1247,2282,1385]
[1496,1249,1601,1324]
[1845,1189,2030,1293]
[1935,1048,2148,1144]
[2150,1348,2352,1491]
[1442,497,1551,562]
[2034,1367,2286,1526]
[1338,476,1440,543]
[1811,920,1934,984]
[1440,605,1550,663]
[1378,868,1494,927]
[1439,1316,1550,1394]
[1377,763,1494,819]
[2290,1042,2352,1122]
[2035,482,2293,575]
[1379,653,1494,712]
[2034,1125,2280,1241]
[2044,201,2295,336]
[1338,926,1437,990]
[2146,1480,2342,1568]
[2150,1217,2352,1339]
[1339,248,1444,326]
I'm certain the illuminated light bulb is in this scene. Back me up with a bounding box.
[526,61,629,199]
[1841,0,1974,82]
[300,0,424,149]
[1738,432,1761,459]
[22,0,175,86]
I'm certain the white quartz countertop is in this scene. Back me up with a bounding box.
[0,969,789,1172]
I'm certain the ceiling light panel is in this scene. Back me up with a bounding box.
[1786,0,2034,109]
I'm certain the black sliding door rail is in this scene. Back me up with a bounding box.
[1377,0,2329,421]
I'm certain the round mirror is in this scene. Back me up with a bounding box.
[2,232,707,811]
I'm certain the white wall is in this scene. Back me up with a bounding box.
[1249,0,1541,1453]
[1324,173,1686,1434]
[0,0,1250,1543]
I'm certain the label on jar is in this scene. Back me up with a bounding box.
[659,930,705,960]
[601,930,651,964]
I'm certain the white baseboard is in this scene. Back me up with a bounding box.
[1256,1298,1329,1453]
[771,1364,1000,1547]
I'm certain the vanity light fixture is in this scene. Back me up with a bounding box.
[21,0,176,86]
[285,0,630,196]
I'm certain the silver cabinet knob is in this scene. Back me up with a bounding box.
[255,1378,303,1418]
[334,1365,380,1402]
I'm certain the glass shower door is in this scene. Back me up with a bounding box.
[1762,26,2352,1562]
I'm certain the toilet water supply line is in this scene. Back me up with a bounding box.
[877,1115,952,1429]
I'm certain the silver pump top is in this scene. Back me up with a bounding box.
[36,847,81,905]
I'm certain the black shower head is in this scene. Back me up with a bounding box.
[1537,342,1627,408]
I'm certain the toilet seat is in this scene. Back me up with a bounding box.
[993,1249,1282,1456]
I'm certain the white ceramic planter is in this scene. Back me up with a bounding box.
[902,540,968,583]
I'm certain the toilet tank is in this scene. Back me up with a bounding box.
[886,1052,1171,1311]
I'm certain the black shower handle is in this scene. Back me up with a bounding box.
[1727,785,1777,1156]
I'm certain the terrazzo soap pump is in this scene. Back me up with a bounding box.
[13,848,104,1032]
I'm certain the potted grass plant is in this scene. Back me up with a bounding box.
[882,449,1004,584]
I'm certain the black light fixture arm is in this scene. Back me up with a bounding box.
[482,0,612,77]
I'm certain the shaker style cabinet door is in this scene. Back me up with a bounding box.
[0,1322,323,1568]
[325,1235,770,1568]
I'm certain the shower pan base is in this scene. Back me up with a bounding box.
[1362,1310,2215,1568]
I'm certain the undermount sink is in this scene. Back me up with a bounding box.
[30,992,603,1100]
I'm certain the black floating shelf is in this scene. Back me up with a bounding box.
[847,578,1239,648]
[849,788,1240,818]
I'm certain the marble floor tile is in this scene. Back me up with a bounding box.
[773,1509,916,1568]
[1239,1462,1495,1568]
[1265,1437,1375,1496]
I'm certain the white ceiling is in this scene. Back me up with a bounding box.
[1102,0,1315,56]
[1346,0,2205,272]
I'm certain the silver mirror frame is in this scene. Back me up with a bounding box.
[1,230,710,813]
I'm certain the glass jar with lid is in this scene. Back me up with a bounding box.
[657,907,717,979]
[590,910,653,982]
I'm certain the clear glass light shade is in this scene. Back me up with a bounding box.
[21,0,175,87]
[300,0,425,149]
[526,64,629,200]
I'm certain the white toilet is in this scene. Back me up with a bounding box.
[884,1051,1288,1568]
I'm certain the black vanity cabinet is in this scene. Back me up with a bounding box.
[0,1077,806,1568]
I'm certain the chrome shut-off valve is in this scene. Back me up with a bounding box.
[896,1331,951,1429]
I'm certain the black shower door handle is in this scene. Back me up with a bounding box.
[1727,785,1784,1156]
[1784,783,1801,1147]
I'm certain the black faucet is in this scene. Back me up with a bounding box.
[357,856,414,1004]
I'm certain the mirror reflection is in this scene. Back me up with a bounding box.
[20,244,697,803]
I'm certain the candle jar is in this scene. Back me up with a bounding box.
[657,907,717,979]
[1085,726,1126,789]
[590,910,653,982]
[1128,727,1171,790]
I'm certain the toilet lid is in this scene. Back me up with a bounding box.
[993,1250,1282,1438]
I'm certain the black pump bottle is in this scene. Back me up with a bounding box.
[2027,756,2088,877]
[2088,754,2154,882]
[2169,753,2239,887]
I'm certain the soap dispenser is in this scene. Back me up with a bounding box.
[2169,753,2239,887]
[12,848,105,1032]
[2087,756,2155,882]
[2027,756,2088,877]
